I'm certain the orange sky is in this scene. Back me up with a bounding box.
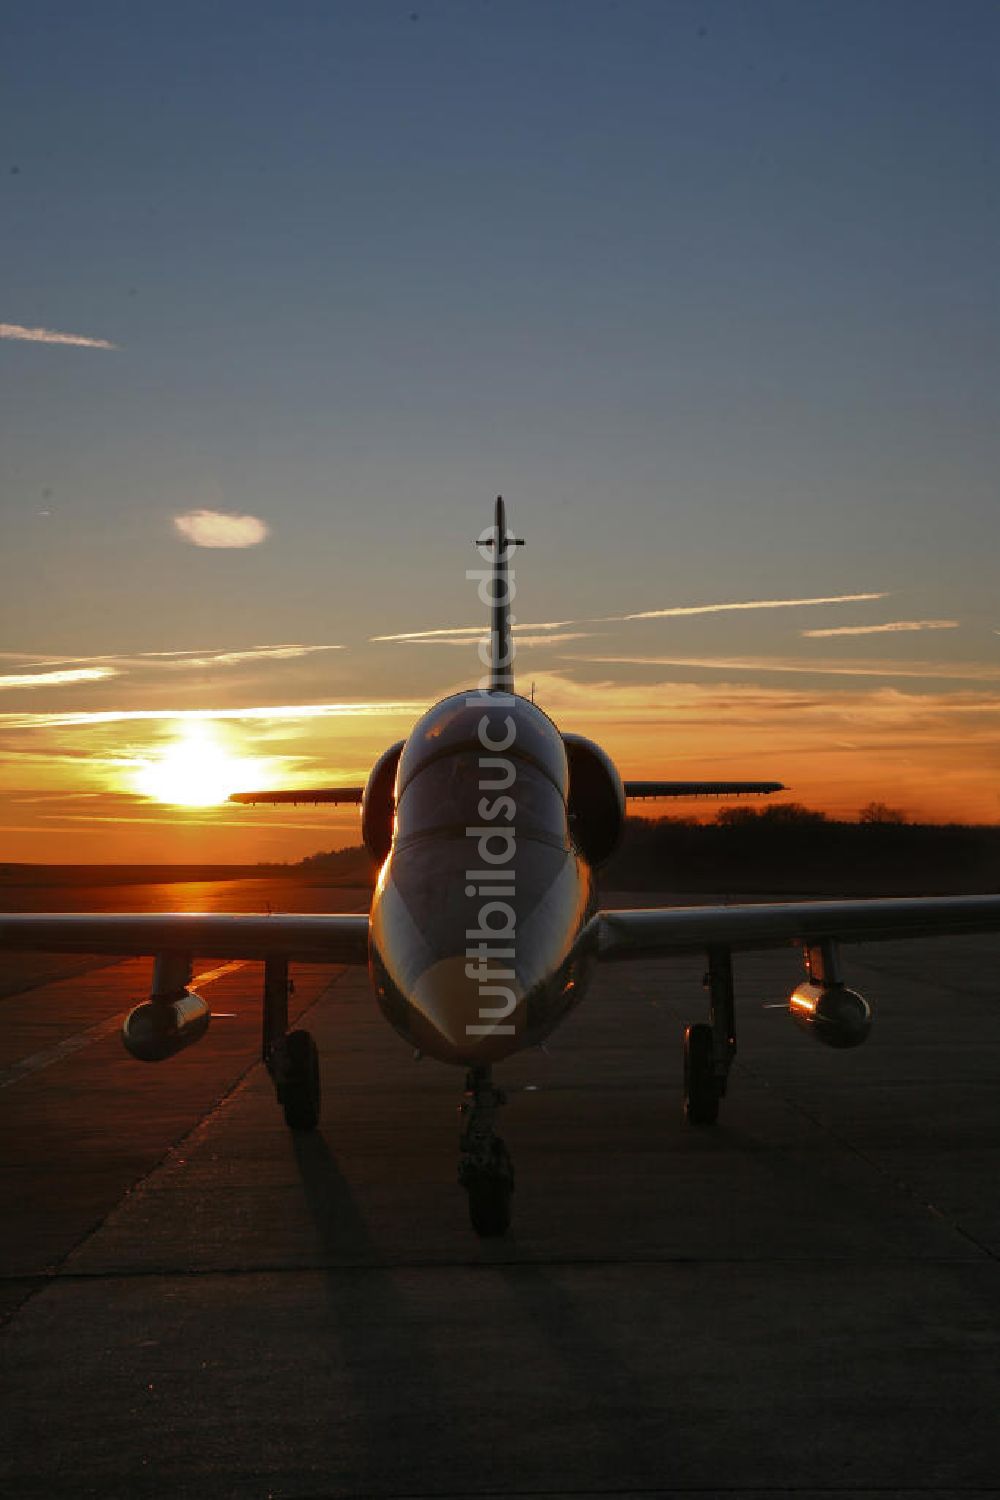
[2,622,998,864]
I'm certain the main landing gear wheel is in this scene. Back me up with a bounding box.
[279,1029,321,1131]
[462,1139,514,1238]
[684,1022,719,1126]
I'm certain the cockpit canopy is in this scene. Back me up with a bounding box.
[394,693,569,846]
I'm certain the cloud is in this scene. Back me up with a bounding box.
[607,592,888,622]
[0,700,425,730]
[372,597,888,644]
[392,632,595,648]
[6,665,1000,832]
[1,643,342,670]
[0,322,118,350]
[0,747,135,766]
[566,653,1000,682]
[0,667,116,691]
[522,668,1000,723]
[0,651,122,667]
[801,620,959,638]
[371,620,575,643]
[36,813,340,831]
[173,510,269,548]
[505,669,1000,821]
[162,644,344,669]
[501,632,596,647]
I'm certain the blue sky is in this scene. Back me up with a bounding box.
[2,1,998,856]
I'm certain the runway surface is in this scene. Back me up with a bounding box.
[2,877,1000,1499]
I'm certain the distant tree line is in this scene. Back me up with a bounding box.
[292,845,378,885]
[602,804,1000,895]
[287,804,1000,897]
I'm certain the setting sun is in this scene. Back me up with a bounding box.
[132,725,270,807]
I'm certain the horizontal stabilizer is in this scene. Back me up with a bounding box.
[624,780,785,800]
[229,787,364,806]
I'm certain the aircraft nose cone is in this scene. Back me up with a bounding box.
[370,833,593,1064]
[408,955,525,1062]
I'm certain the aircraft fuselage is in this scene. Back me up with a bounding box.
[369,691,599,1064]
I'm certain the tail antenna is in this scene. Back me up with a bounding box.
[476,495,524,694]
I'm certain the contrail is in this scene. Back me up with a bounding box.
[1,322,118,350]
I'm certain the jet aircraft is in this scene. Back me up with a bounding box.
[3,498,1000,1235]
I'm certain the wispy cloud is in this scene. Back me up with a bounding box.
[525,668,1000,724]
[371,620,574,643]
[801,620,959,638]
[607,592,888,622]
[0,747,136,767]
[173,510,269,548]
[504,632,595,647]
[162,644,344,669]
[0,322,119,350]
[6,667,1000,834]
[393,631,595,648]
[0,667,117,691]
[512,669,1000,821]
[0,643,342,670]
[0,651,121,667]
[0,700,425,730]
[374,596,888,644]
[36,816,344,840]
[567,653,1000,682]
[136,649,222,658]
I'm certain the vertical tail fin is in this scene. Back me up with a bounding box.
[477,495,523,694]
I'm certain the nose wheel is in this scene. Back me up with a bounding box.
[459,1066,514,1237]
[462,1138,514,1236]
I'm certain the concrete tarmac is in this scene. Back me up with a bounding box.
[2,881,1000,1498]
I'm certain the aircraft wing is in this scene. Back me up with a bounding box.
[623,780,785,799]
[0,912,371,965]
[231,782,785,805]
[587,895,1000,961]
[229,787,365,806]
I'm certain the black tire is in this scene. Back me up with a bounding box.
[464,1139,513,1237]
[684,1022,719,1126]
[467,1175,512,1237]
[281,1029,321,1131]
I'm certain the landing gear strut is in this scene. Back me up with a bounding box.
[262,955,321,1131]
[684,945,736,1126]
[459,1065,513,1236]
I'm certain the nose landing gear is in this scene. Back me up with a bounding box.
[459,1065,513,1236]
